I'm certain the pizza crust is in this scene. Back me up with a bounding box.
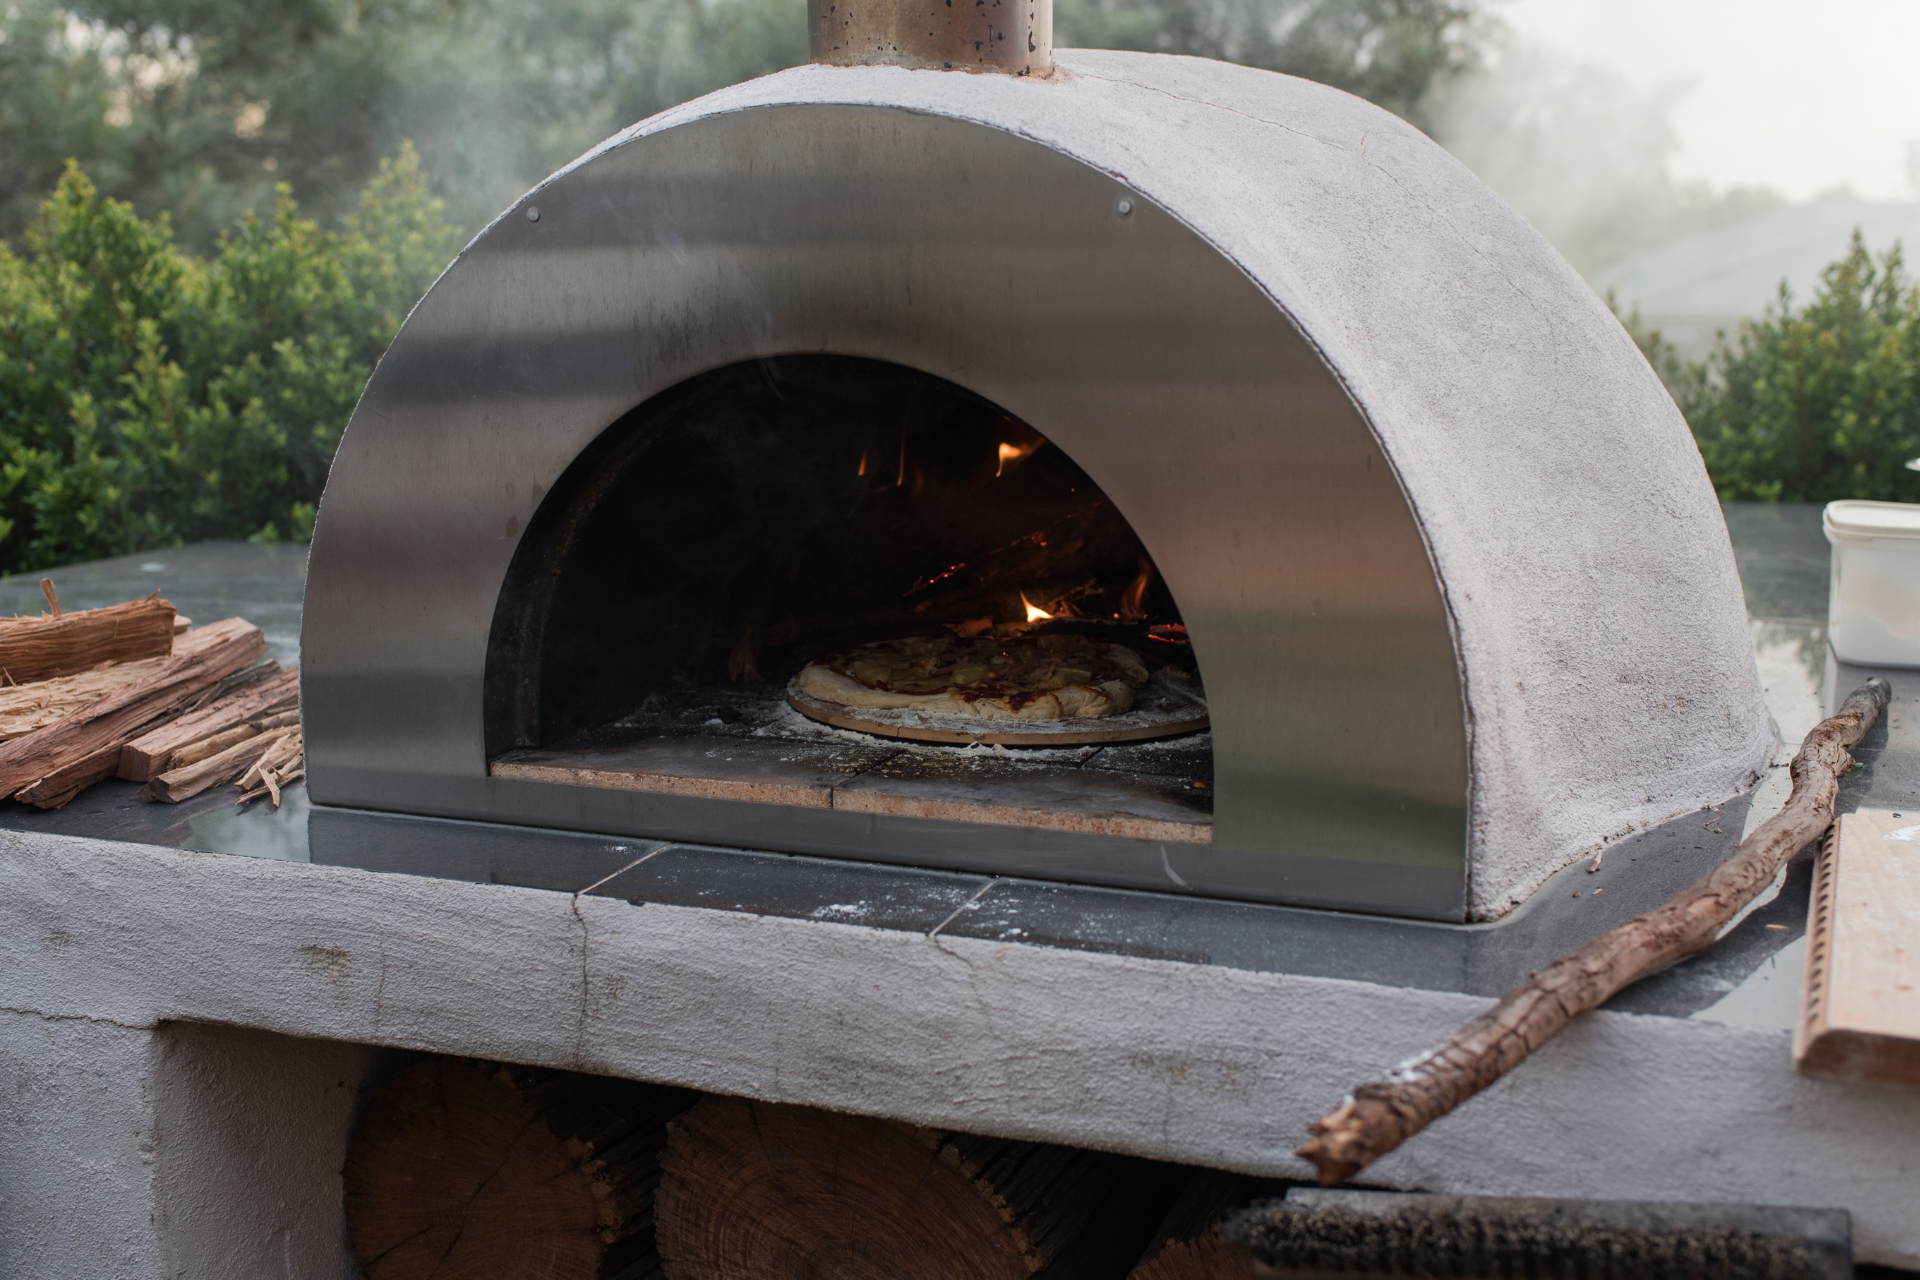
[797,635,1149,722]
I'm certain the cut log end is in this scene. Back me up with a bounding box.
[657,1095,1180,1280]
[344,1058,696,1280]
[1127,1168,1273,1280]
[1131,1236,1255,1280]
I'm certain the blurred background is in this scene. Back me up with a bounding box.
[2,0,1918,571]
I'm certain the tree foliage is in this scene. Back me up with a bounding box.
[0,0,809,249]
[2,0,1483,251]
[1058,0,1481,130]
[0,145,462,572]
[0,0,1492,570]
[1622,233,1920,503]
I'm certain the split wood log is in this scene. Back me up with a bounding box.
[167,724,258,770]
[343,1057,698,1280]
[0,655,170,741]
[117,664,297,780]
[140,728,294,803]
[656,1095,1181,1280]
[1298,676,1893,1184]
[1127,1171,1277,1280]
[0,617,265,800]
[0,595,176,684]
[16,743,125,810]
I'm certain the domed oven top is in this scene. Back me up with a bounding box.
[303,52,1769,922]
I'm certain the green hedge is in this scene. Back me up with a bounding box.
[1623,232,1920,503]
[0,145,462,575]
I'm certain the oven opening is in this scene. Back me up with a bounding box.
[484,355,1213,844]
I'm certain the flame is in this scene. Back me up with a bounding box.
[997,440,1041,477]
[857,449,868,477]
[1021,593,1053,623]
[1118,561,1151,623]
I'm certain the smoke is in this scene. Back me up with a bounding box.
[1426,29,1783,278]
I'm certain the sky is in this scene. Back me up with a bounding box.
[1500,0,1920,203]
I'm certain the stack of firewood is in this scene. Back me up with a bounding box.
[342,1060,1263,1280]
[0,582,301,811]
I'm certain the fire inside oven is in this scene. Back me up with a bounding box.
[483,356,1214,845]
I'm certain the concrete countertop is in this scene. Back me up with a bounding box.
[5,512,1920,1274]
[0,509,1897,1026]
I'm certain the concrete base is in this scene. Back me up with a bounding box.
[0,1006,392,1279]
[5,826,1918,1273]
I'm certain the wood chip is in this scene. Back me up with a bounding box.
[237,733,300,792]
[167,725,259,770]
[237,763,304,810]
[142,728,295,804]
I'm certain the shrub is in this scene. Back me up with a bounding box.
[0,144,462,573]
[1625,232,1920,503]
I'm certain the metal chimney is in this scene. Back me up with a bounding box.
[808,0,1053,76]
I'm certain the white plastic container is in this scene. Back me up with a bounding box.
[1824,500,1920,666]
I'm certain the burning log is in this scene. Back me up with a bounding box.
[117,665,299,780]
[656,1095,1180,1279]
[0,617,266,803]
[343,1058,697,1280]
[0,593,177,685]
[1298,676,1893,1184]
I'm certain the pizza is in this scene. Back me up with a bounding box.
[797,633,1149,721]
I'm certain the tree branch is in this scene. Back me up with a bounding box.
[1299,676,1892,1183]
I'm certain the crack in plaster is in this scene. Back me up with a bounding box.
[570,843,671,1063]
[3,1004,151,1033]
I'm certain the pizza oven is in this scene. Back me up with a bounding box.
[301,12,1773,922]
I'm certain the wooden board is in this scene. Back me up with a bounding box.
[491,739,897,810]
[786,684,1209,747]
[832,755,1212,845]
[1796,809,1920,1087]
[491,735,1214,845]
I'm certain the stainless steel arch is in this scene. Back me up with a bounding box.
[303,103,1469,919]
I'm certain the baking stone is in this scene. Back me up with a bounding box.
[786,679,1209,747]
